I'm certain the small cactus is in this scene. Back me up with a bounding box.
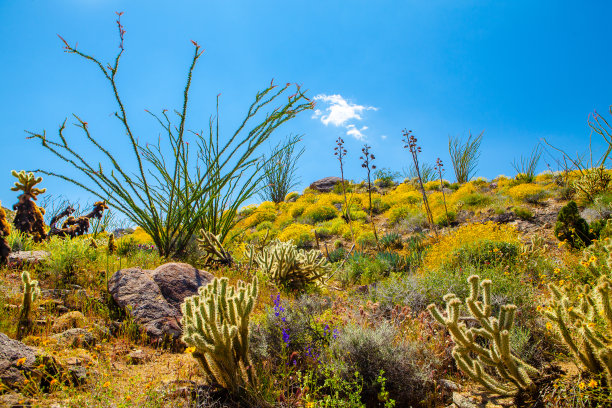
[428,275,539,396]
[197,230,233,266]
[181,277,258,393]
[250,239,331,290]
[107,233,117,254]
[11,170,47,242]
[17,271,40,340]
[545,276,612,386]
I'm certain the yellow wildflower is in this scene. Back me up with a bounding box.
[578,381,586,390]
[16,357,26,366]
[554,268,561,274]
[102,381,110,388]
[558,241,566,248]
[185,346,196,354]
[546,322,553,331]
[588,379,597,388]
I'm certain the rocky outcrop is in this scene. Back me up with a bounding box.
[8,250,50,265]
[309,177,343,193]
[108,262,214,341]
[0,332,37,389]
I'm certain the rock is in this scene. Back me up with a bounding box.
[108,262,214,340]
[0,332,37,389]
[51,311,86,333]
[0,393,30,407]
[51,328,96,349]
[68,365,88,385]
[127,349,149,365]
[112,227,135,239]
[8,250,50,265]
[309,177,343,193]
[439,379,461,392]
[452,392,482,408]
[492,212,517,224]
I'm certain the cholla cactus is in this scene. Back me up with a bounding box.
[17,271,41,340]
[181,277,258,393]
[574,166,612,203]
[197,230,233,266]
[0,202,10,265]
[250,239,331,290]
[545,276,612,386]
[107,233,117,254]
[11,170,47,242]
[428,275,539,396]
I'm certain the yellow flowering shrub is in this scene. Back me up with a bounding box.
[284,191,300,202]
[302,203,338,223]
[423,222,520,271]
[534,172,554,184]
[130,227,153,244]
[277,223,314,247]
[506,183,548,203]
[241,201,277,227]
[447,182,477,207]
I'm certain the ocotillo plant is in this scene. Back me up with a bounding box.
[545,276,612,386]
[434,158,450,223]
[402,130,435,230]
[428,275,539,396]
[360,144,381,250]
[28,14,313,258]
[449,131,483,183]
[11,170,47,242]
[17,271,41,340]
[181,277,259,393]
[334,137,354,242]
[0,202,10,265]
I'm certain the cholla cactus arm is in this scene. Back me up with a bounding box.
[181,276,258,392]
[545,278,612,385]
[197,230,233,266]
[17,271,40,339]
[428,275,538,397]
[11,170,47,198]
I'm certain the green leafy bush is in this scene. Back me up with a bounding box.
[325,323,437,406]
[554,201,593,248]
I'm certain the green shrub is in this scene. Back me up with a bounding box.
[371,198,391,215]
[328,247,346,263]
[357,232,377,249]
[326,323,437,406]
[256,221,274,231]
[44,237,100,286]
[342,253,390,285]
[379,232,403,250]
[513,206,533,220]
[458,192,491,208]
[117,236,138,257]
[303,205,337,224]
[450,240,520,268]
[554,201,593,248]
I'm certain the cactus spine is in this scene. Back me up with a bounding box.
[17,271,40,340]
[250,239,330,290]
[181,277,258,393]
[545,276,612,386]
[428,275,538,396]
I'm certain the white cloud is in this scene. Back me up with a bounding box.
[345,124,369,141]
[381,135,387,140]
[312,94,377,140]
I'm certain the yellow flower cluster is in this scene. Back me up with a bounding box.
[506,183,547,203]
[423,222,520,271]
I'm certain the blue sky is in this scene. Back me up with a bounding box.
[1,0,611,209]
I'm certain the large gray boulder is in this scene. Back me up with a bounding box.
[309,177,343,193]
[0,332,37,389]
[108,262,214,341]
